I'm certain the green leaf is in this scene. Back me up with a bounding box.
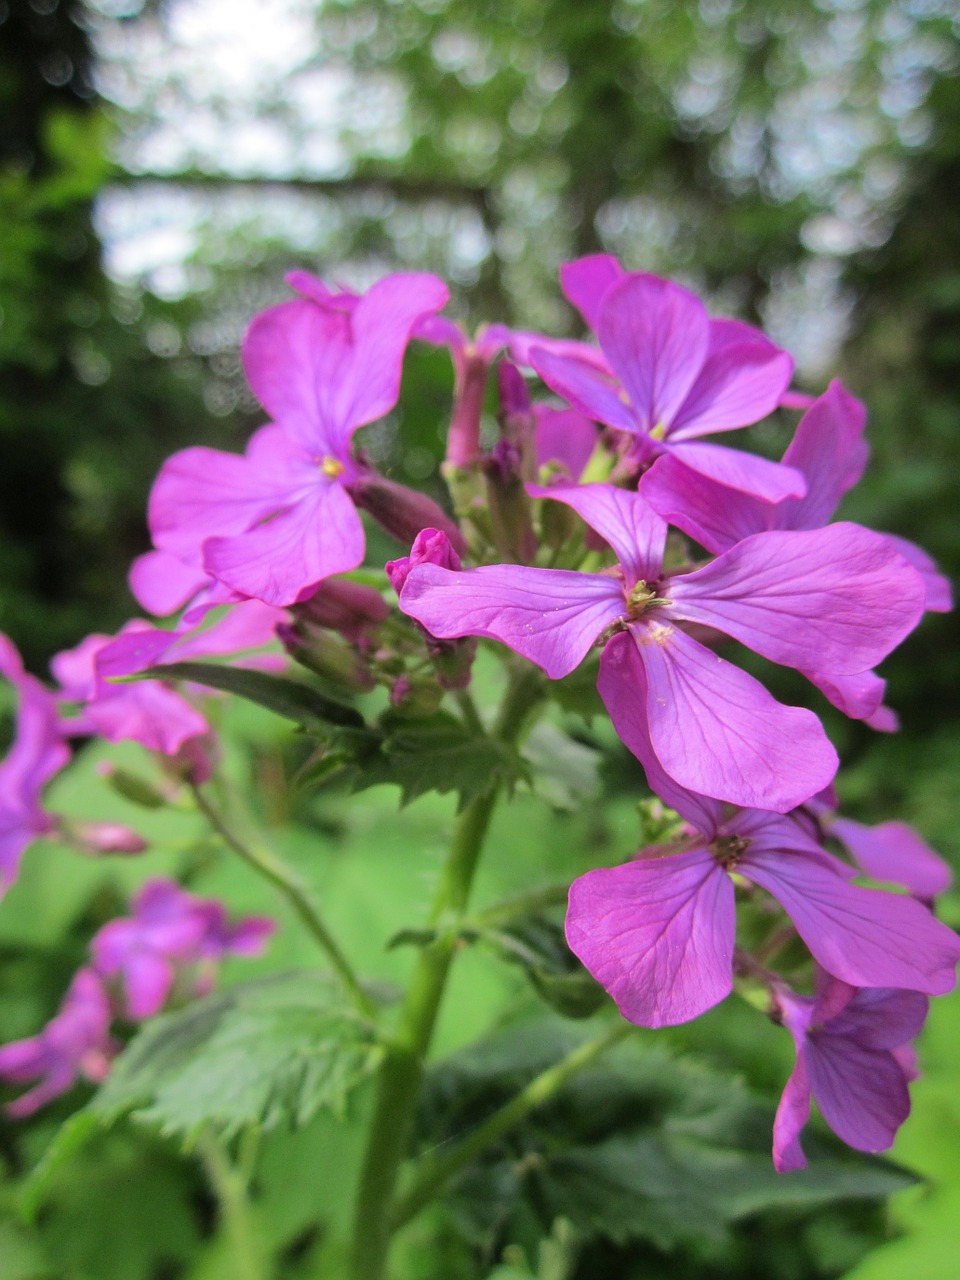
[94,971,382,1139]
[522,722,601,812]
[416,1019,915,1257]
[479,919,606,1020]
[351,710,527,810]
[135,662,365,732]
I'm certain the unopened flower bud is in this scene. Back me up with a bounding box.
[386,528,463,595]
[483,440,537,564]
[294,579,388,647]
[348,468,465,556]
[64,821,149,856]
[277,621,375,692]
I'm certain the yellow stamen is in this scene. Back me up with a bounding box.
[650,421,667,442]
[320,456,345,478]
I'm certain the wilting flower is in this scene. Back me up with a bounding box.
[772,978,929,1171]
[0,969,113,1116]
[398,483,924,811]
[91,878,275,1020]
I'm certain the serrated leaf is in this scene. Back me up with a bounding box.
[94,971,381,1139]
[134,662,365,732]
[351,710,526,810]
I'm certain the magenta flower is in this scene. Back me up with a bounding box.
[0,968,113,1116]
[563,728,960,1028]
[530,266,800,500]
[0,634,70,893]
[398,483,925,811]
[53,629,209,757]
[640,380,952,722]
[91,879,275,1020]
[147,272,449,607]
[772,979,928,1171]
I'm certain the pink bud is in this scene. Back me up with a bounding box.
[69,822,149,855]
[386,528,463,595]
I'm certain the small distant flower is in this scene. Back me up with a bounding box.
[0,634,70,894]
[91,879,275,1020]
[772,978,928,1171]
[0,969,113,1117]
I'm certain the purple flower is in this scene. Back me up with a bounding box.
[53,629,210,757]
[772,979,928,1171]
[0,969,113,1116]
[148,273,449,607]
[398,483,925,811]
[386,528,463,595]
[640,381,952,723]
[91,879,275,1020]
[563,730,960,1028]
[0,634,70,894]
[530,267,800,500]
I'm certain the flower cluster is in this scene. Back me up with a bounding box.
[0,254,954,1171]
[0,879,273,1115]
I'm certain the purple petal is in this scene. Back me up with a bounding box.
[204,480,365,607]
[526,483,666,586]
[666,523,926,676]
[534,406,599,481]
[560,254,624,330]
[880,533,953,613]
[148,432,306,568]
[664,440,807,501]
[777,381,869,529]
[85,682,209,756]
[399,563,624,678]
[129,551,209,617]
[640,455,772,555]
[830,818,952,901]
[742,847,960,994]
[599,629,837,813]
[243,273,448,456]
[805,1033,910,1155]
[565,848,734,1027]
[597,274,710,432]
[123,952,176,1020]
[802,669,887,721]
[529,345,637,433]
[773,1053,813,1173]
[670,321,793,438]
[826,987,929,1052]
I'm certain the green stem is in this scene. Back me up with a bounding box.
[191,783,376,1021]
[197,1131,268,1280]
[392,1022,632,1230]
[348,664,545,1280]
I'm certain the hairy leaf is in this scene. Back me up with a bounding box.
[94,971,381,1139]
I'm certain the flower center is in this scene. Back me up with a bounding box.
[713,834,750,870]
[650,421,667,442]
[625,580,667,619]
[319,455,345,478]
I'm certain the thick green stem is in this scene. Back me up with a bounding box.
[197,1131,268,1280]
[191,783,375,1021]
[348,664,544,1280]
[392,1022,632,1230]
